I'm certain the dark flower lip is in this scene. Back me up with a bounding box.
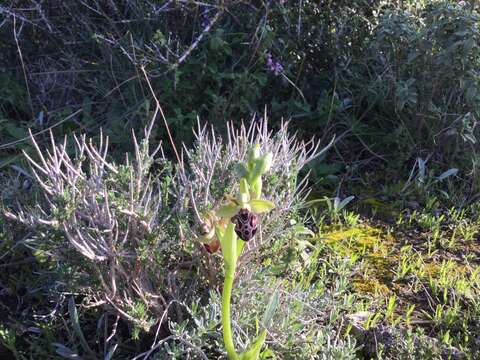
[231,208,258,241]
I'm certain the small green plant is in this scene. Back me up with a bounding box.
[385,294,401,326]
[394,245,422,282]
[404,304,416,326]
[200,145,276,359]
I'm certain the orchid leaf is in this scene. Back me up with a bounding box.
[250,199,275,214]
[219,223,237,269]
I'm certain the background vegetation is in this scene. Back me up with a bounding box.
[1,0,479,359]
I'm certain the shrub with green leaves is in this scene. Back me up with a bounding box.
[2,1,479,195]
[341,2,480,176]
[5,115,332,354]
[5,124,180,332]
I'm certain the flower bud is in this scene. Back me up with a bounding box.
[247,144,261,164]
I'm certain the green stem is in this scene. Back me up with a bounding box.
[222,268,238,360]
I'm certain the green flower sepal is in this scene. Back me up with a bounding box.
[217,179,275,219]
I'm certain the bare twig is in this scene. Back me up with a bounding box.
[0,109,82,150]
[13,15,34,121]
[141,66,183,169]
[172,10,223,69]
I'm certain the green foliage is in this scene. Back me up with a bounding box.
[342,2,480,176]
[166,255,359,359]
[1,1,477,189]
[1,1,480,359]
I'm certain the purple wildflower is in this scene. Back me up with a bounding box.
[266,53,283,76]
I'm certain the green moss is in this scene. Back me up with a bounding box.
[320,224,397,296]
[320,224,394,256]
[352,278,391,297]
[420,260,472,281]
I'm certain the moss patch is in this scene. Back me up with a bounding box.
[319,224,397,296]
[352,278,391,297]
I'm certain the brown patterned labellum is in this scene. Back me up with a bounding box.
[231,208,258,241]
[204,238,220,254]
